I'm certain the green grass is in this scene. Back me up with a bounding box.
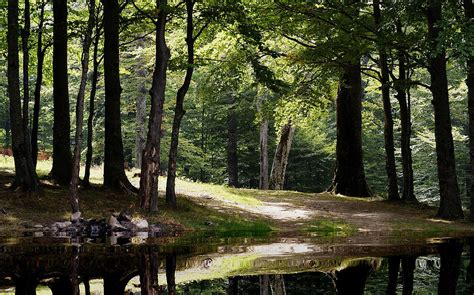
[0,156,273,236]
[303,219,355,237]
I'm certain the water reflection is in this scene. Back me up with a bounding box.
[1,237,474,294]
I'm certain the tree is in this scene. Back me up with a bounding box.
[139,0,170,211]
[373,0,399,201]
[31,0,48,167]
[257,95,269,190]
[166,0,197,206]
[465,0,474,220]
[395,22,416,202]
[8,0,39,192]
[329,61,371,197]
[269,121,295,190]
[70,0,96,214]
[226,95,239,188]
[134,39,147,170]
[102,0,136,192]
[83,12,103,188]
[426,0,463,219]
[50,0,72,185]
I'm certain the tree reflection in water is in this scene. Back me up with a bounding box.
[1,238,473,294]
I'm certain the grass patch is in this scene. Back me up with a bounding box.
[303,219,355,237]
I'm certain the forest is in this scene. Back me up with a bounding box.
[1,0,474,222]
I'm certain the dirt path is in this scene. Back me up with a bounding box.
[172,185,474,234]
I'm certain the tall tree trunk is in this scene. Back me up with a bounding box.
[20,0,38,191]
[465,0,474,221]
[269,121,295,190]
[135,75,147,169]
[69,0,95,213]
[257,96,269,190]
[329,60,370,197]
[31,0,47,168]
[269,274,286,295]
[395,27,416,202]
[139,0,170,211]
[166,254,177,295]
[166,0,196,206]
[102,0,136,192]
[83,21,101,188]
[50,0,72,185]
[134,38,147,170]
[426,0,463,219]
[373,0,399,201]
[226,96,239,188]
[8,0,39,192]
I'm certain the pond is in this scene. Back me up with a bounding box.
[0,233,473,294]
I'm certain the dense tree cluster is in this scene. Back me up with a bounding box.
[2,0,474,220]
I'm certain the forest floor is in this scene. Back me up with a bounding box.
[1,157,474,241]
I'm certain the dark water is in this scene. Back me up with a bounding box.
[1,235,473,294]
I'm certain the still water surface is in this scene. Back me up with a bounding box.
[0,234,473,294]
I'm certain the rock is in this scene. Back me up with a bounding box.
[118,211,132,222]
[53,221,72,229]
[33,224,43,229]
[71,211,82,223]
[108,216,127,230]
[132,219,149,229]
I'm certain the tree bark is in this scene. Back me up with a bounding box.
[373,0,399,201]
[102,0,136,192]
[395,26,416,202]
[426,0,463,219]
[83,20,102,188]
[135,58,147,170]
[69,0,95,213]
[21,0,36,186]
[166,0,196,206]
[465,0,474,221]
[8,0,39,192]
[139,0,170,211]
[257,96,269,190]
[51,0,72,185]
[269,121,295,190]
[329,61,370,197]
[226,96,239,188]
[31,0,47,168]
